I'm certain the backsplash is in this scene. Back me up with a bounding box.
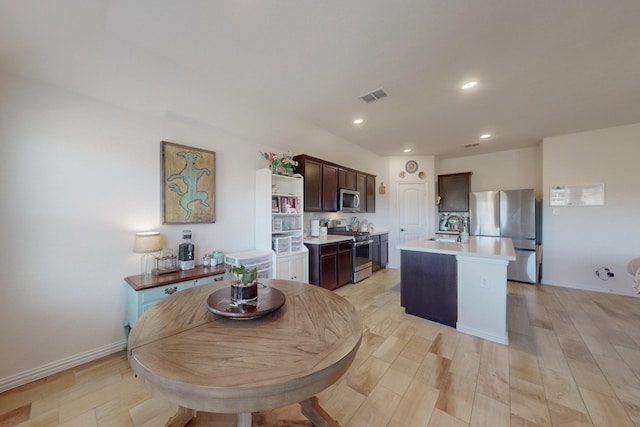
[303,212,373,236]
[438,212,469,232]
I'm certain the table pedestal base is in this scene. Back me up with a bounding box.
[165,397,339,427]
[165,406,195,427]
[300,396,340,427]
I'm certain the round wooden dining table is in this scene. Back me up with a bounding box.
[127,278,362,427]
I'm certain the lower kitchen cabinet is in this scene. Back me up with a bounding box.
[307,241,353,290]
[125,265,227,330]
[275,251,308,283]
[337,242,353,286]
[400,250,457,327]
[371,233,389,272]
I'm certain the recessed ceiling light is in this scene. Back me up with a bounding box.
[480,133,492,139]
[461,81,478,90]
[353,118,364,125]
[403,148,412,153]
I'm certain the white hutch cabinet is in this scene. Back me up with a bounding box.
[255,168,309,283]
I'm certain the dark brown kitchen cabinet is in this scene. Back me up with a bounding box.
[306,241,352,290]
[356,173,376,213]
[366,175,376,213]
[294,154,376,213]
[322,163,338,212]
[355,173,366,211]
[319,244,338,290]
[371,233,389,272]
[400,250,457,327]
[337,242,353,286]
[339,168,356,190]
[437,172,471,212]
[295,156,322,211]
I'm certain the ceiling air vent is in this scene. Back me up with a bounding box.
[463,143,480,148]
[360,88,388,103]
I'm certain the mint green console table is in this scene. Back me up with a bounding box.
[125,265,227,331]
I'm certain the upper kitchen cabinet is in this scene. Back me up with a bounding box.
[293,155,322,211]
[366,175,376,213]
[338,168,356,190]
[355,173,376,213]
[437,172,472,212]
[294,154,376,213]
[322,163,338,212]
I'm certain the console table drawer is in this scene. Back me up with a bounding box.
[141,281,193,304]
[125,267,227,330]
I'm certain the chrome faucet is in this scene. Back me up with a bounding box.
[445,215,465,232]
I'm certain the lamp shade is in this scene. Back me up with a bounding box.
[133,231,163,253]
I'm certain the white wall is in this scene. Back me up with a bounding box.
[0,73,390,390]
[541,123,640,295]
[437,146,542,198]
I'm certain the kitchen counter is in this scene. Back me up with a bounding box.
[304,235,354,245]
[397,235,515,261]
[398,235,515,344]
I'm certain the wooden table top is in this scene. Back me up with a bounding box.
[127,279,362,415]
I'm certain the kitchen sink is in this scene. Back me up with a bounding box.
[426,236,458,243]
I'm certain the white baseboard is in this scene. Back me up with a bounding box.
[540,279,639,297]
[0,340,127,393]
[456,323,509,345]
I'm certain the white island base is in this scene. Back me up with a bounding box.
[456,255,510,345]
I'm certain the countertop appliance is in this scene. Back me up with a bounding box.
[328,221,373,283]
[178,230,195,271]
[469,189,540,283]
[338,188,360,212]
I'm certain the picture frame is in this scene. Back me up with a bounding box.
[272,197,280,213]
[161,141,216,224]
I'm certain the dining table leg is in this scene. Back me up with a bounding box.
[165,406,196,427]
[300,396,340,427]
[237,412,252,427]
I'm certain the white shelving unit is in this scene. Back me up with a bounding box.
[255,168,309,283]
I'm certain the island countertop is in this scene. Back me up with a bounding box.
[397,236,516,261]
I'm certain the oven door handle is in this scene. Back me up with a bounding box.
[354,239,374,246]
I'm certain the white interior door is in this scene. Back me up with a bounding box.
[398,182,428,243]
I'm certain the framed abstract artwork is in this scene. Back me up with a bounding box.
[161,141,216,224]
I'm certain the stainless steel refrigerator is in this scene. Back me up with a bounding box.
[469,189,540,283]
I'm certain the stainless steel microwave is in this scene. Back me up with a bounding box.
[339,188,361,212]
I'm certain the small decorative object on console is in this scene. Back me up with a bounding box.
[178,229,195,271]
[153,249,178,275]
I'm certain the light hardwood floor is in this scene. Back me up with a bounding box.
[2,268,640,426]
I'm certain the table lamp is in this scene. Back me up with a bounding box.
[133,231,163,276]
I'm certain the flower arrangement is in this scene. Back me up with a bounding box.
[260,151,299,176]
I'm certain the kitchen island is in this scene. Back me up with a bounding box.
[397,236,515,344]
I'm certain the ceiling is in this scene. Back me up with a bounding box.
[2,0,640,158]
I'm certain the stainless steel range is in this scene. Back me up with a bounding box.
[328,221,374,283]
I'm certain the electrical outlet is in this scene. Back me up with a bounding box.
[480,277,490,288]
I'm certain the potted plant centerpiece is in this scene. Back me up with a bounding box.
[228,264,258,304]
